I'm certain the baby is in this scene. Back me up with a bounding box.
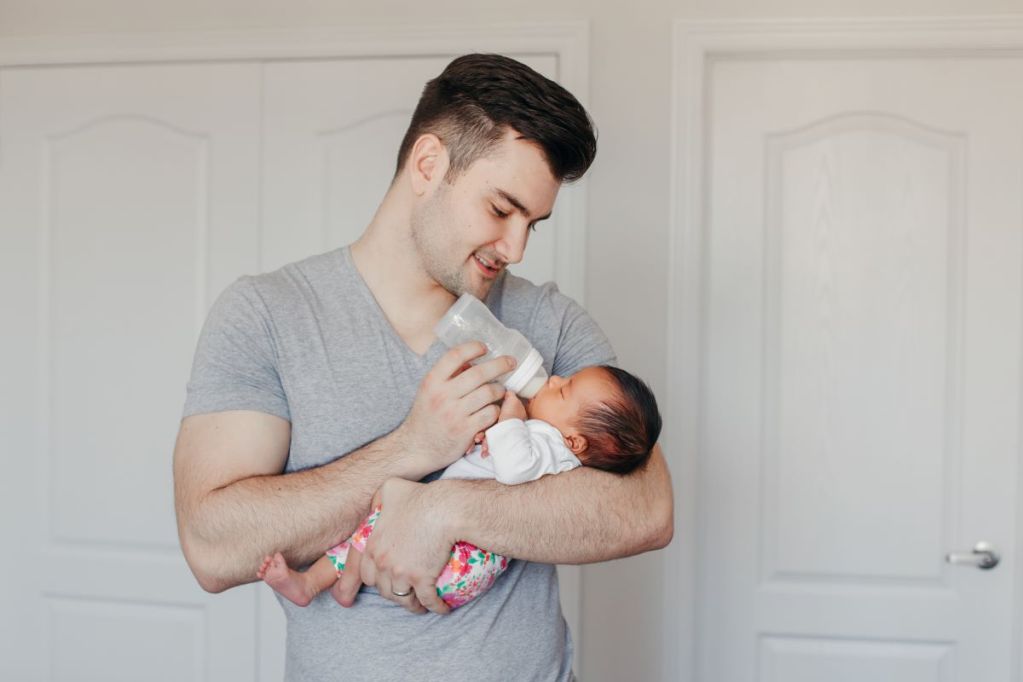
[257,364,662,609]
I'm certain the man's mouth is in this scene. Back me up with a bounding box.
[473,253,502,277]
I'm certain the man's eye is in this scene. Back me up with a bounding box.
[492,205,510,218]
[528,222,537,233]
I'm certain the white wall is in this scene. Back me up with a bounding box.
[4,1,1021,680]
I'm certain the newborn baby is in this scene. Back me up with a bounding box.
[258,364,661,609]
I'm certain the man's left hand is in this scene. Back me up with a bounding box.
[357,478,454,615]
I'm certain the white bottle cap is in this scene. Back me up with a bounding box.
[503,348,544,396]
[519,373,547,400]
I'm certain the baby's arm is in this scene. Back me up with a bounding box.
[496,390,528,422]
[469,390,527,456]
[485,393,569,485]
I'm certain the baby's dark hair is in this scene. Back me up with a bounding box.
[576,366,662,475]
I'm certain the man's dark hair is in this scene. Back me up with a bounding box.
[576,366,662,475]
[394,53,597,183]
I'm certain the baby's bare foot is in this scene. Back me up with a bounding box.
[256,555,274,580]
[260,552,315,607]
[330,577,356,608]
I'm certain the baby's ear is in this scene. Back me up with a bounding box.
[565,432,588,456]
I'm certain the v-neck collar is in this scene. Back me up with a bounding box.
[337,245,447,365]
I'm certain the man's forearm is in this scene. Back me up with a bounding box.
[180,427,429,592]
[441,444,674,564]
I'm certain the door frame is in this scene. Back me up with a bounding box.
[668,16,1023,682]
[0,20,591,681]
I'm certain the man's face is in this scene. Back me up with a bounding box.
[410,129,560,300]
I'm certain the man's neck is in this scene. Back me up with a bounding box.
[350,209,455,354]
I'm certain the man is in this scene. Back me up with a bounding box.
[173,53,673,680]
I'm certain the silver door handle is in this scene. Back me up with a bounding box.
[945,541,1000,570]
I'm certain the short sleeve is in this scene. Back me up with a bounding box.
[532,282,617,377]
[181,276,291,421]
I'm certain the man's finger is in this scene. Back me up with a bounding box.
[378,571,424,614]
[450,355,516,399]
[375,570,394,605]
[415,577,451,615]
[392,585,425,614]
[359,549,377,589]
[406,590,427,615]
[431,342,488,382]
[460,382,506,416]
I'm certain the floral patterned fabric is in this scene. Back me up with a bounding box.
[324,505,510,609]
[324,506,380,574]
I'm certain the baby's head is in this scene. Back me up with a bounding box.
[526,365,662,475]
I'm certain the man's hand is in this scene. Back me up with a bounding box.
[341,478,454,615]
[398,342,512,472]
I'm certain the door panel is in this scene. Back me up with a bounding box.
[699,57,1022,681]
[0,62,262,681]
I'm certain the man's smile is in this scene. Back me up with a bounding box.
[473,252,502,278]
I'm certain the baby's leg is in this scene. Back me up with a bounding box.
[435,541,510,608]
[258,552,338,607]
[330,505,512,609]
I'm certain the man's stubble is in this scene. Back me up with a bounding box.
[409,182,489,301]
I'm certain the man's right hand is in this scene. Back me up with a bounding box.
[399,341,513,472]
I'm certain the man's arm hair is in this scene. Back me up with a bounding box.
[440,442,673,563]
[172,410,429,593]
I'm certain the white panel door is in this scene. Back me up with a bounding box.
[0,63,262,681]
[699,57,1023,680]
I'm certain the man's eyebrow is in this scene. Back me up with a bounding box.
[495,189,552,222]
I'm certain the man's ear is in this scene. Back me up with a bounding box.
[407,133,449,196]
[564,432,588,456]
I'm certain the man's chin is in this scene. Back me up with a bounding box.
[439,281,486,302]
[455,271,497,301]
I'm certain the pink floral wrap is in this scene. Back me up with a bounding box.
[324,505,510,609]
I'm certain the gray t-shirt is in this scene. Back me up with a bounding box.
[183,245,616,681]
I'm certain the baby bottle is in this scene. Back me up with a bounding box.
[433,293,548,399]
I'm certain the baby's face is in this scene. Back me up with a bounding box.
[526,366,614,436]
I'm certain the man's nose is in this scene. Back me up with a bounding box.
[496,223,529,265]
